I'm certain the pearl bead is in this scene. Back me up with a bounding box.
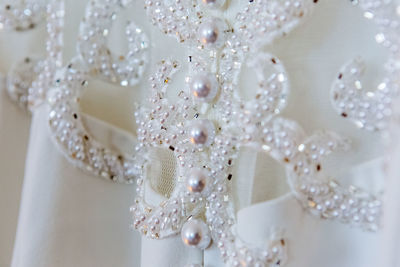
[201,0,226,9]
[186,168,208,193]
[181,219,211,249]
[190,72,219,101]
[189,119,215,146]
[197,19,226,47]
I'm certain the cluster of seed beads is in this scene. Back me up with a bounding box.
[138,1,321,265]
[226,47,384,231]
[204,130,287,267]
[132,53,289,266]
[131,60,196,239]
[292,132,381,231]
[2,0,63,110]
[235,0,317,48]
[213,41,293,267]
[0,1,46,31]
[28,0,65,109]
[138,0,383,264]
[331,0,400,131]
[6,56,45,110]
[331,57,399,131]
[256,117,382,232]
[131,58,228,240]
[187,42,289,266]
[236,53,290,145]
[217,0,317,124]
[47,63,141,184]
[356,0,400,53]
[78,0,149,86]
[130,55,288,265]
[216,33,248,123]
[144,0,202,43]
[210,48,295,265]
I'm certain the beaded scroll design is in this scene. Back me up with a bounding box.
[46,0,150,183]
[0,0,391,265]
[331,0,400,131]
[77,0,149,87]
[2,0,150,183]
[47,61,145,183]
[131,0,383,266]
[2,0,63,110]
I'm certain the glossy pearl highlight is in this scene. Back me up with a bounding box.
[197,19,226,47]
[181,219,211,249]
[186,168,208,193]
[189,119,215,146]
[190,72,219,102]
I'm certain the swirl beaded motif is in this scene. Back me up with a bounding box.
[78,0,149,86]
[4,0,150,182]
[331,0,400,131]
[47,61,144,183]
[6,56,45,110]
[130,0,381,266]
[132,0,386,266]
[2,0,64,111]
[28,0,65,109]
[46,0,150,183]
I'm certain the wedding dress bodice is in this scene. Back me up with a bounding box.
[1,0,399,266]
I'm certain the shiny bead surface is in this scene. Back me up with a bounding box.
[189,119,215,146]
[181,219,211,249]
[190,72,219,102]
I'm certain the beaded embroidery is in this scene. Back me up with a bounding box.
[331,0,400,131]
[0,0,397,265]
[4,0,64,110]
[131,0,388,266]
[47,61,144,183]
[78,0,149,86]
[0,0,46,31]
[2,0,149,183]
[46,0,150,183]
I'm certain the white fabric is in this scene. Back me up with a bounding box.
[378,95,400,267]
[0,77,31,267]
[235,159,384,267]
[141,184,203,267]
[0,19,46,267]
[11,106,141,267]
[0,0,395,266]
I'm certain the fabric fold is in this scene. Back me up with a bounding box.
[0,79,31,266]
[234,159,384,267]
[11,105,141,267]
[140,180,203,267]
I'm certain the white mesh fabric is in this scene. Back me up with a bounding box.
[147,148,177,198]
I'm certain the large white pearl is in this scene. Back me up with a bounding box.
[181,219,211,249]
[189,119,215,146]
[186,168,208,193]
[190,72,219,102]
[197,19,225,47]
[201,0,226,9]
